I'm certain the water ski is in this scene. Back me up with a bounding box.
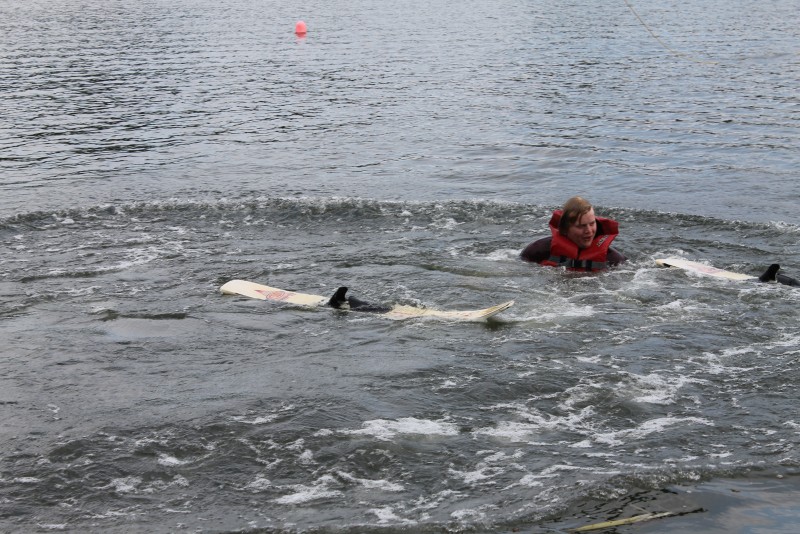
[220,280,514,321]
[656,258,799,287]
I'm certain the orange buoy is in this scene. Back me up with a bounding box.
[295,21,307,36]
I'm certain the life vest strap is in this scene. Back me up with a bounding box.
[548,256,609,271]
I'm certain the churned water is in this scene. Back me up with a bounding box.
[1,1,799,532]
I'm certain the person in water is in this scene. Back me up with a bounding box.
[521,196,626,270]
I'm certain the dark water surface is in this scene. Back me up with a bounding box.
[2,1,799,532]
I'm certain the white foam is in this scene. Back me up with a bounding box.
[709,451,732,458]
[273,481,342,505]
[594,416,714,446]
[171,475,189,487]
[336,471,404,492]
[35,524,66,531]
[475,404,595,444]
[655,298,724,317]
[107,476,142,493]
[698,333,800,377]
[286,438,305,451]
[451,508,487,521]
[623,372,700,405]
[540,463,585,476]
[231,414,279,425]
[516,464,592,488]
[245,475,272,492]
[472,421,543,442]
[157,453,189,467]
[370,506,416,525]
[362,479,404,492]
[479,450,524,463]
[88,509,139,520]
[517,474,546,487]
[485,248,520,261]
[431,217,461,230]
[449,466,502,484]
[133,436,166,448]
[347,417,459,441]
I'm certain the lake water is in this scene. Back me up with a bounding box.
[2,0,799,532]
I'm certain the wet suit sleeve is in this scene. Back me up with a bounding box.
[607,247,627,266]
[520,237,551,263]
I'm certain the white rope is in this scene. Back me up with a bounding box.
[622,0,718,65]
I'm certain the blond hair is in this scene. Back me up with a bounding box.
[558,196,593,235]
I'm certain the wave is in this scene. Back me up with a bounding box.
[2,195,797,232]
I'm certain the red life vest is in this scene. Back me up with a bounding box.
[540,210,619,271]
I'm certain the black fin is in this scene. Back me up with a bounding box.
[758,264,780,283]
[328,287,349,308]
[756,265,800,287]
[329,287,393,313]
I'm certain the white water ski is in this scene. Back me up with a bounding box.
[655,258,756,281]
[220,280,513,321]
[655,258,800,287]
